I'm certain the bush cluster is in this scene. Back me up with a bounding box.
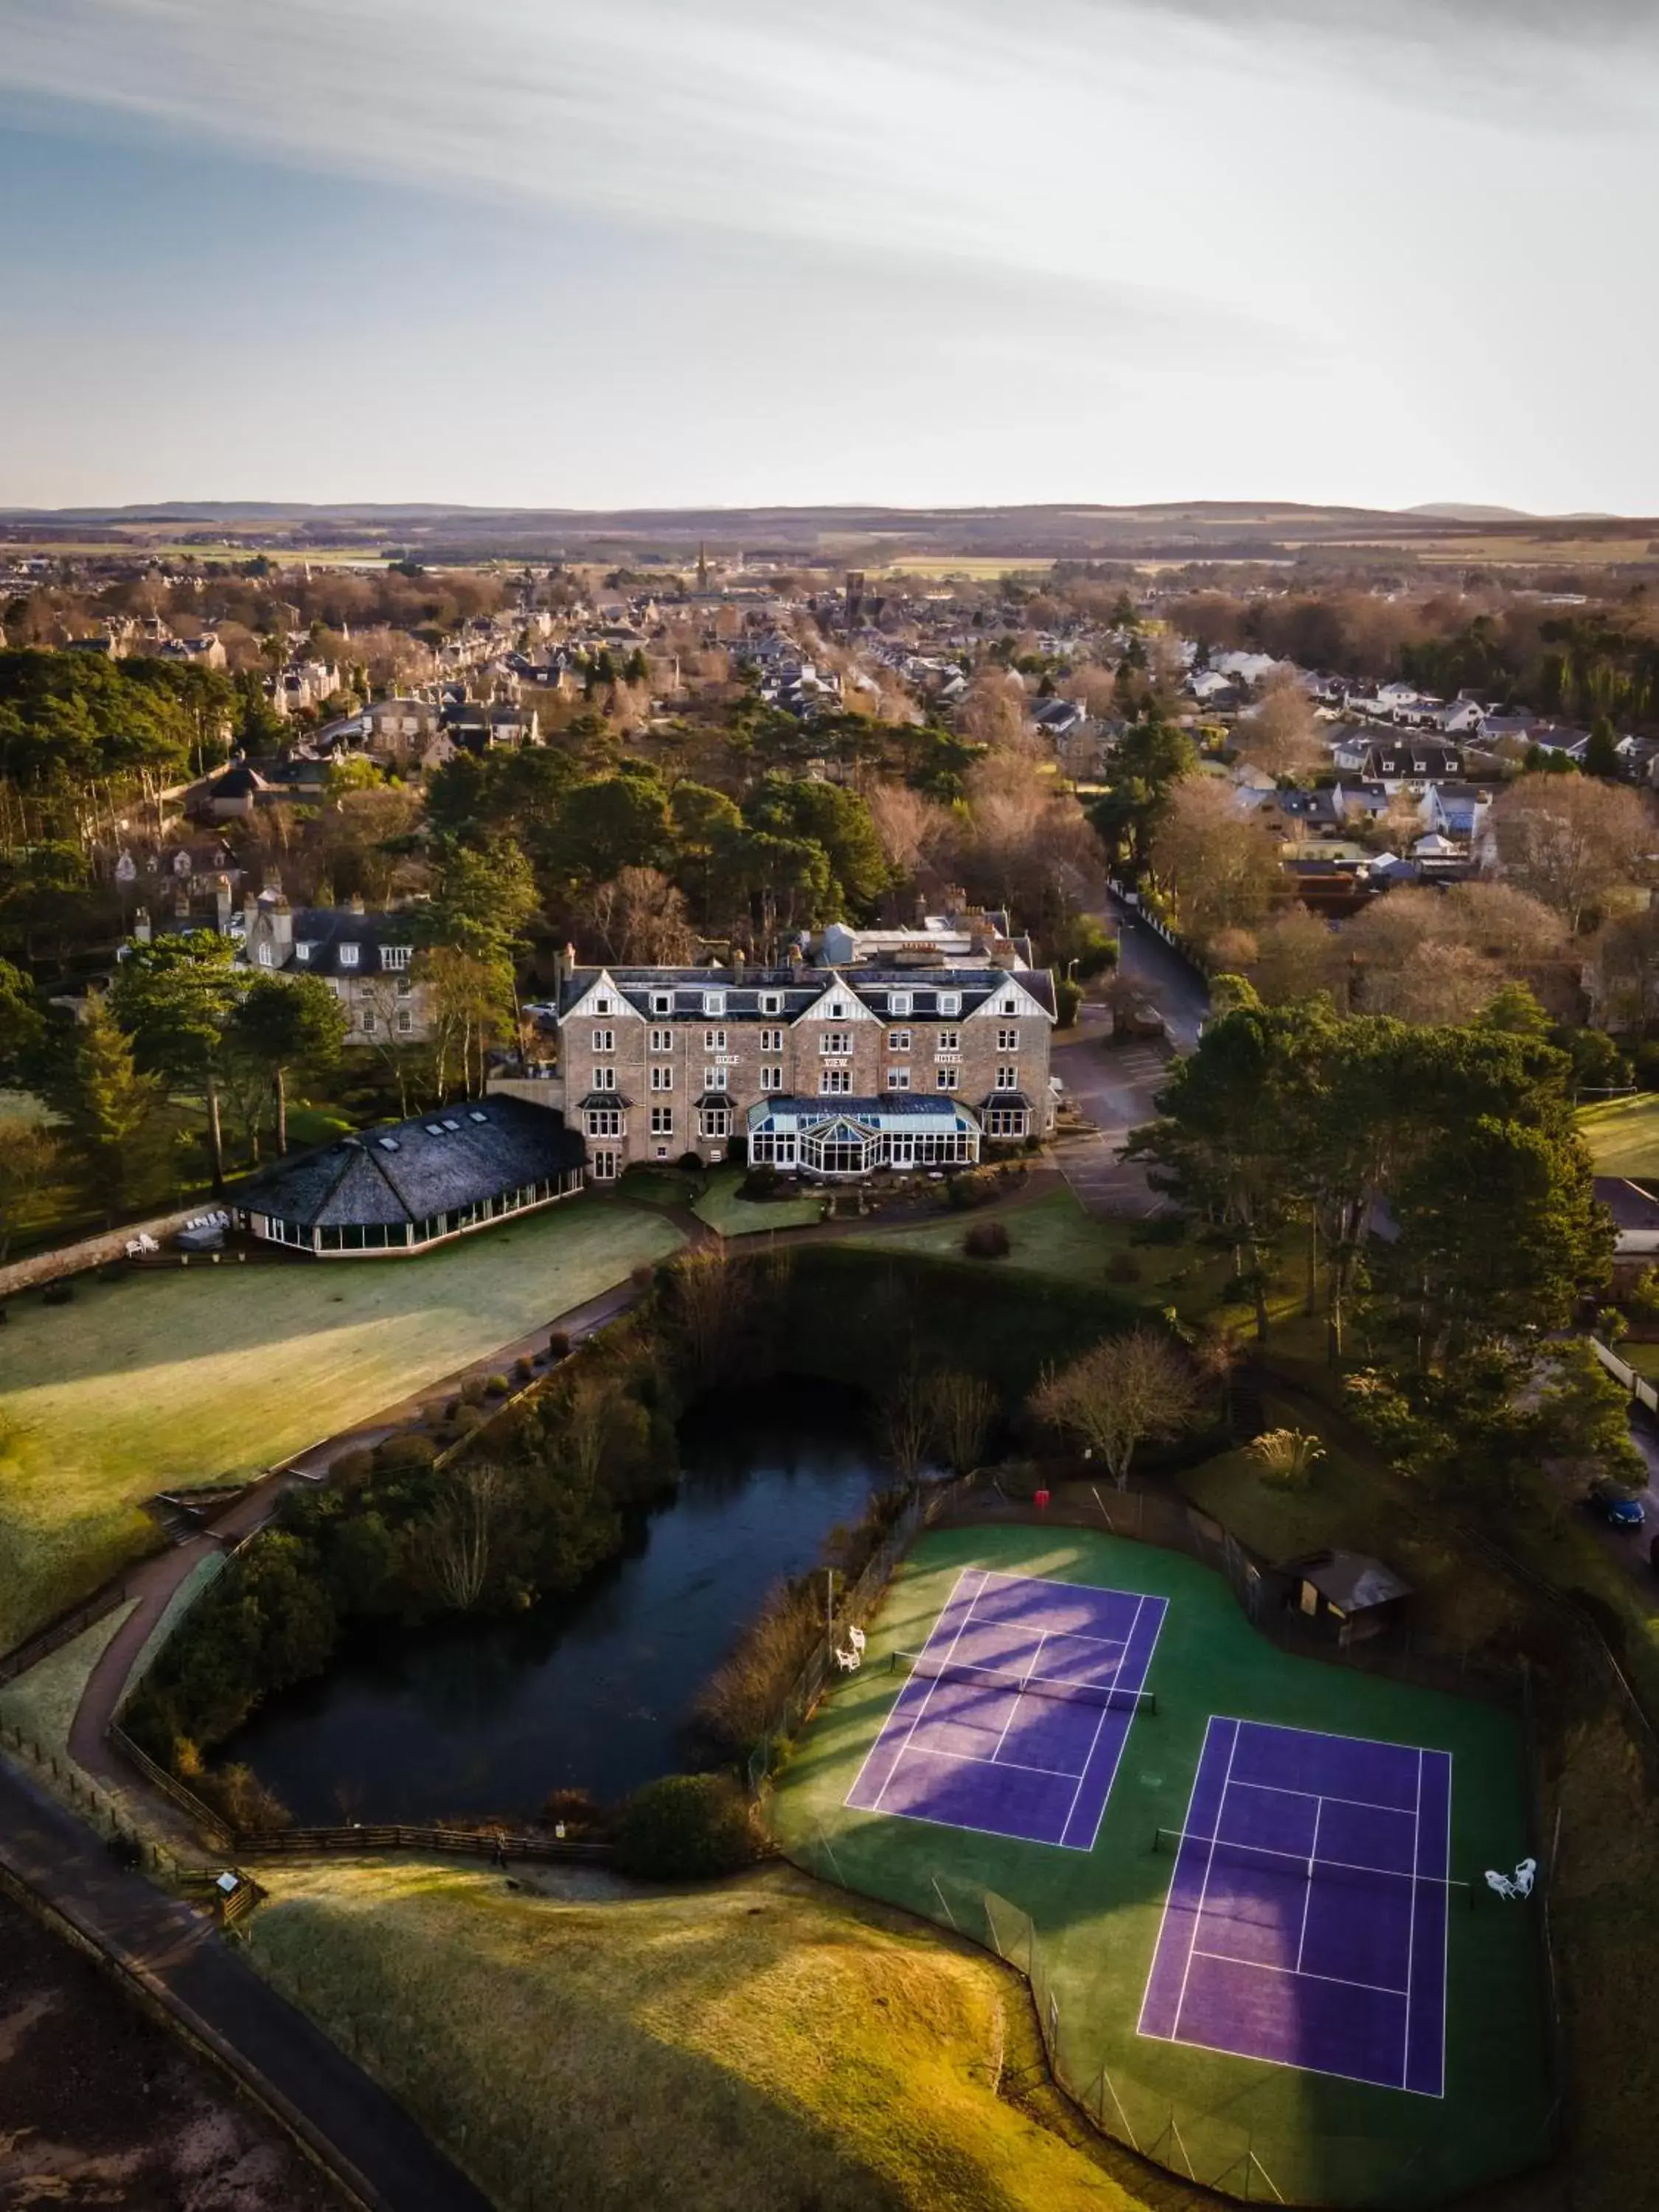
[614,1773,761,1879]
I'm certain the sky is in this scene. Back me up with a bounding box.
[2,0,1658,515]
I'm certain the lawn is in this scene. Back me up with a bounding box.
[693,1166,824,1237]
[1576,1093,1659,1179]
[0,1195,682,1650]
[844,1189,1254,1325]
[245,1857,1154,2212]
[771,1523,1548,2212]
[0,1599,137,1770]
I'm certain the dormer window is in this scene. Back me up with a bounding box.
[703,990,726,1017]
[651,991,673,1015]
[593,993,613,1015]
[257,942,274,967]
[828,1000,846,1018]
[383,945,411,971]
[759,991,782,1016]
[1001,995,1017,1015]
[888,992,911,1017]
[294,942,312,963]
[338,943,360,969]
[938,992,961,1016]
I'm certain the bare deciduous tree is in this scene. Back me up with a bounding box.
[1234,672,1323,780]
[1489,776,1654,933]
[1031,1329,1202,1488]
[879,1366,936,1480]
[420,1463,509,1611]
[1147,777,1281,950]
[925,1369,997,1475]
[581,866,698,965]
[671,1245,755,1380]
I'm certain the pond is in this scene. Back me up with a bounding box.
[227,1378,881,1824]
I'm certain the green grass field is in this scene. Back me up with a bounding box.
[246,1857,1155,2212]
[0,1196,681,1650]
[693,1167,824,1237]
[1576,1093,1659,1179]
[770,1524,1548,2211]
[846,1189,1250,1324]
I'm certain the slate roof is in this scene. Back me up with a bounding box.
[234,1096,583,1229]
[281,908,417,978]
[560,964,1055,1023]
[1286,1548,1413,1613]
[745,1094,981,1130]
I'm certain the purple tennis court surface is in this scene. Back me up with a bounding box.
[1138,1717,1453,2096]
[844,1568,1166,1850]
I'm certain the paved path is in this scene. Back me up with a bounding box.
[0,1755,491,2212]
[1051,1013,1171,1220]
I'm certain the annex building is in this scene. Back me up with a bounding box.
[554,961,1056,1179]
[232,1094,585,1255]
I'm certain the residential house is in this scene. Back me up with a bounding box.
[556,962,1057,1181]
[239,886,433,1045]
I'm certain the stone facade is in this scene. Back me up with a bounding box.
[556,963,1054,1177]
[239,888,434,1046]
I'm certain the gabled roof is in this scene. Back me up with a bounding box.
[557,964,1055,1024]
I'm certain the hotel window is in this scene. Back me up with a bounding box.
[937,1029,960,1053]
[593,1065,618,1091]
[820,1068,851,1093]
[936,1067,959,1091]
[650,1065,673,1091]
[938,992,960,1016]
[650,1105,674,1136]
[586,1106,622,1136]
[395,975,413,998]
[987,1105,1027,1137]
[1000,994,1018,1015]
[827,999,847,1018]
[396,1010,413,1034]
[383,945,411,970]
[257,942,274,967]
[294,942,312,963]
[997,1027,1018,1051]
[759,1026,783,1052]
[338,942,360,969]
[759,992,783,1016]
[700,1105,732,1138]
[888,992,911,1017]
[886,1068,911,1090]
[760,1065,784,1091]
[592,1028,615,1052]
[887,1028,911,1052]
[650,1026,672,1052]
[703,990,726,1016]
[821,1030,852,1056]
[651,991,673,1015]
[361,1010,376,1033]
[593,993,613,1015]
[704,1066,728,1091]
[995,1065,1019,1090]
[704,1028,726,1051]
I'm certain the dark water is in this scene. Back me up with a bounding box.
[229,1379,879,1823]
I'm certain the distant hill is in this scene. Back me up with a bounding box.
[1402,503,1535,522]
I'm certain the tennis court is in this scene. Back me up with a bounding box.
[844,1567,1166,1849]
[1139,1717,1453,2096]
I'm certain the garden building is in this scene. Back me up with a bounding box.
[232,1096,585,1256]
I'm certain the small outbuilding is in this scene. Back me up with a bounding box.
[1282,1549,1413,1643]
[232,1095,585,1256]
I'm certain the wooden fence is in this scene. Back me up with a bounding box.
[246,1823,613,1865]
[0,1584,131,1689]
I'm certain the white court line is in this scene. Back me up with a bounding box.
[989,1630,1048,1764]
[1217,1714,1455,1766]
[872,1570,986,1810]
[1066,1593,1141,1849]
[1295,1796,1322,1975]
[1231,1778,1419,1820]
[1190,1949,1408,2000]
[1137,2020,1416,2100]
[901,1741,1085,1782]
[1172,1717,1242,2040]
[1402,1749,1422,2084]
[1136,1715,1222,2040]
[845,1568,981,1813]
[1438,1754,1453,2098]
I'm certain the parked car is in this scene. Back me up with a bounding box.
[1587,1481,1646,1531]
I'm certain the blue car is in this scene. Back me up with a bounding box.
[1589,1484,1647,1531]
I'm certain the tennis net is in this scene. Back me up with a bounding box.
[1152,1826,1474,1905]
[892,1649,1155,1714]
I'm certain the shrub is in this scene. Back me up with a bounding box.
[1054,976,1083,1029]
[372,1432,438,1477]
[677,1151,704,1176]
[485,1372,512,1398]
[614,1773,761,1879]
[42,1281,74,1305]
[740,1164,782,1202]
[460,1375,488,1406]
[964,1220,1011,1260]
[1247,1427,1326,1492]
[545,1330,571,1361]
[513,1355,535,1385]
[330,1447,376,1489]
[450,1403,484,1435]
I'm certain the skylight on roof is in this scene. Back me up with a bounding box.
[442,1117,461,1130]
[469,1110,487,1122]
[425,1123,444,1135]
[378,1136,400,1152]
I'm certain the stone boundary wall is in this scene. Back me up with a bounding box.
[0,1206,206,1304]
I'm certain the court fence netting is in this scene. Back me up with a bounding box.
[752,1470,1570,2205]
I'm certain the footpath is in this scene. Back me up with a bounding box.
[0,1753,490,2211]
